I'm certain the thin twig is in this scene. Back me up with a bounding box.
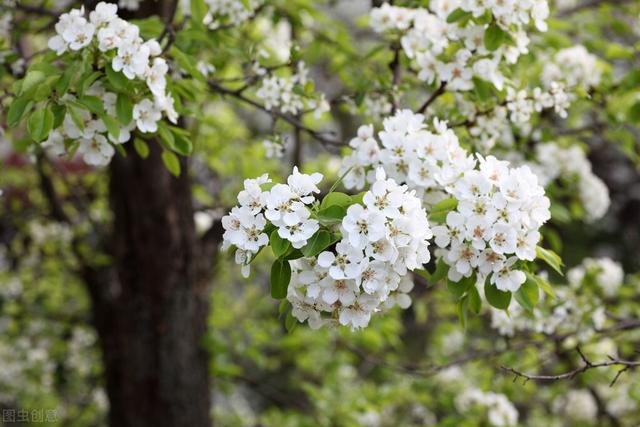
[417,82,447,114]
[501,348,640,385]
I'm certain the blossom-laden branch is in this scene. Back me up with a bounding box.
[208,80,344,148]
[501,347,640,386]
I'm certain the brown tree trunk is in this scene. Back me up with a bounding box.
[85,140,218,427]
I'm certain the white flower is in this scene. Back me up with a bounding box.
[42,131,66,156]
[318,241,367,280]
[221,206,268,252]
[112,43,150,80]
[90,2,119,28]
[342,204,387,249]
[491,257,525,292]
[146,57,168,95]
[133,98,162,133]
[79,134,115,166]
[287,166,322,202]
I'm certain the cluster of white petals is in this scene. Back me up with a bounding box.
[434,156,550,291]
[568,257,624,298]
[48,3,178,144]
[340,110,475,203]
[552,389,598,422]
[456,388,519,427]
[542,45,602,88]
[340,110,550,291]
[43,82,133,165]
[532,142,610,221]
[491,259,624,340]
[256,62,329,116]
[287,169,432,329]
[221,168,323,277]
[369,1,549,92]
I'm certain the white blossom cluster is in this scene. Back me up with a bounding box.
[340,110,475,202]
[542,45,602,88]
[43,82,131,165]
[533,142,610,222]
[221,168,323,277]
[455,388,519,427]
[181,0,263,27]
[369,1,549,92]
[255,62,329,116]
[507,82,572,124]
[552,389,598,422]
[340,110,551,291]
[287,168,432,329]
[568,257,624,298]
[490,259,624,341]
[434,156,550,291]
[262,135,288,159]
[46,3,178,164]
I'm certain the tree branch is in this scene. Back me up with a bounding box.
[208,79,345,148]
[417,82,447,114]
[501,348,640,386]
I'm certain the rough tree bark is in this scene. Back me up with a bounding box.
[84,140,216,427]
[80,2,220,425]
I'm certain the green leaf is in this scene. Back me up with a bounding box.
[430,258,449,283]
[447,7,471,23]
[270,231,290,258]
[68,105,86,131]
[79,71,102,96]
[106,65,131,91]
[169,46,206,83]
[457,296,469,328]
[134,138,150,159]
[79,96,105,115]
[190,0,207,24]
[429,198,458,223]
[515,275,540,312]
[116,94,133,125]
[535,246,564,276]
[468,285,482,314]
[318,205,347,225]
[447,274,476,300]
[628,102,640,124]
[51,104,66,129]
[101,114,121,140]
[301,230,332,258]
[484,280,512,310]
[7,97,32,127]
[270,259,291,299]
[431,197,458,213]
[162,151,181,176]
[473,77,493,101]
[170,128,193,156]
[320,192,352,209]
[27,108,54,142]
[55,63,79,95]
[484,23,508,51]
[526,272,555,300]
[19,70,46,96]
[158,124,176,151]
[285,310,298,332]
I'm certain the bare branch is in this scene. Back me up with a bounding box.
[417,82,447,114]
[501,348,640,385]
